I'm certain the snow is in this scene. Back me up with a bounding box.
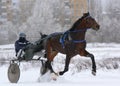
[0,66,120,86]
[0,43,120,86]
[86,43,120,60]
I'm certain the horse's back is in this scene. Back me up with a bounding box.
[46,33,65,53]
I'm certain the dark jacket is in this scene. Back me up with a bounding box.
[15,37,30,54]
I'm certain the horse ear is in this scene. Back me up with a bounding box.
[83,12,90,17]
[87,12,90,16]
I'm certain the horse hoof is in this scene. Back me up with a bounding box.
[59,72,64,75]
[92,71,96,76]
[51,73,58,81]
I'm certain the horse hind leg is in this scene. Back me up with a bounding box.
[40,59,55,75]
[46,51,58,73]
[40,50,58,75]
[40,60,49,75]
[59,55,71,75]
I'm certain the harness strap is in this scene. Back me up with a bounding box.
[60,31,69,48]
[60,28,90,48]
[72,40,86,43]
[70,28,91,32]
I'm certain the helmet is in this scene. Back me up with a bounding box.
[19,33,26,38]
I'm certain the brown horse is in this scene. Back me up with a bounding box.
[43,12,100,76]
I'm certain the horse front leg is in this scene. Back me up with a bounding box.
[80,50,96,76]
[59,55,71,75]
[87,53,96,76]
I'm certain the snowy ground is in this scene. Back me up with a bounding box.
[0,43,120,86]
[0,66,120,86]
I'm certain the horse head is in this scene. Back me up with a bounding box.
[71,12,100,31]
[80,12,100,31]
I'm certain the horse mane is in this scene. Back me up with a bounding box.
[69,12,90,31]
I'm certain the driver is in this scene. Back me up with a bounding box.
[15,33,30,60]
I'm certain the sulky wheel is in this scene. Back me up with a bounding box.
[8,63,20,83]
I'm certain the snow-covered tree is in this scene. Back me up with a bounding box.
[1,0,120,44]
[19,0,62,42]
